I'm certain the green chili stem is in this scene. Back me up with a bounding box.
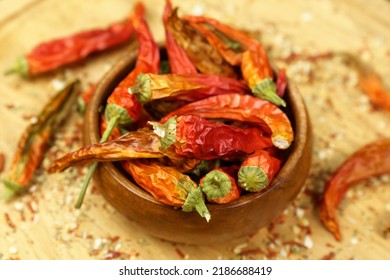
[75,115,120,208]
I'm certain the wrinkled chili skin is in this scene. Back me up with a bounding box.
[8,4,143,77]
[172,115,273,160]
[163,0,197,74]
[3,81,80,196]
[166,8,236,78]
[320,138,390,241]
[161,93,294,150]
[105,3,160,125]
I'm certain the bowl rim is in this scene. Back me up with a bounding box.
[85,43,310,211]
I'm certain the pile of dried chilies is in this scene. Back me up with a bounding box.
[46,0,294,221]
[4,1,295,222]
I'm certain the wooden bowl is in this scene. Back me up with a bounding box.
[83,45,312,245]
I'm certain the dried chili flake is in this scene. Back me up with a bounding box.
[4,213,16,230]
[320,138,390,241]
[2,81,80,198]
[150,115,273,160]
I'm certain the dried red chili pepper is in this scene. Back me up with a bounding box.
[49,127,198,174]
[3,80,80,198]
[161,93,294,150]
[166,8,236,78]
[320,138,390,241]
[5,4,143,77]
[129,72,249,103]
[163,0,197,74]
[237,149,281,192]
[122,159,211,221]
[149,115,273,160]
[186,21,244,66]
[241,42,286,107]
[75,4,160,208]
[200,166,242,204]
[183,15,258,51]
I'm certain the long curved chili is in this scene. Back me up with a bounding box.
[163,0,197,74]
[129,72,249,103]
[149,115,273,160]
[320,138,390,241]
[5,5,140,77]
[200,166,242,204]
[161,93,294,150]
[3,80,80,198]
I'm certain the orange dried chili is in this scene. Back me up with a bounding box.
[241,42,286,107]
[129,72,249,103]
[163,0,197,74]
[320,138,390,241]
[166,8,236,78]
[237,149,281,192]
[3,80,80,198]
[161,93,294,150]
[149,115,273,160]
[122,159,211,221]
[5,5,140,77]
[200,166,242,204]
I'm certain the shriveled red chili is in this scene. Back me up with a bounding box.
[149,115,273,160]
[5,4,142,77]
[166,8,236,78]
[320,138,390,241]
[161,93,294,150]
[122,159,211,221]
[129,72,249,103]
[237,149,281,192]
[163,0,197,74]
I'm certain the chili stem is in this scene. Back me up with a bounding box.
[75,115,120,208]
